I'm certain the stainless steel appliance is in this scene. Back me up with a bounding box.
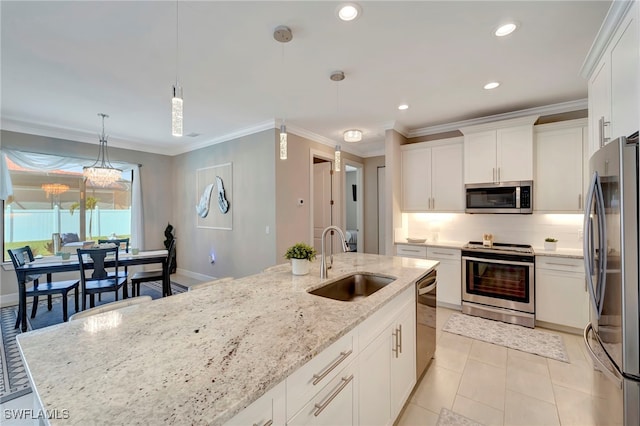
[416,269,436,378]
[465,180,533,214]
[462,242,535,328]
[582,134,639,426]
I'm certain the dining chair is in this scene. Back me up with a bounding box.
[8,246,80,326]
[69,295,152,321]
[77,246,127,310]
[129,239,176,297]
[188,277,234,291]
[97,238,130,300]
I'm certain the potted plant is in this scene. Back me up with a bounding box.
[544,237,558,251]
[284,242,317,276]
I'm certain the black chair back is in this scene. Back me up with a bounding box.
[97,238,130,253]
[166,239,177,273]
[77,247,119,281]
[8,246,39,282]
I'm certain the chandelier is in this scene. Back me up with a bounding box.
[41,183,70,197]
[83,113,122,187]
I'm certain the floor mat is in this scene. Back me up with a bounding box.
[436,408,484,426]
[443,312,570,363]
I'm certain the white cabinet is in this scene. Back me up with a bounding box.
[396,244,427,259]
[535,256,589,329]
[288,362,358,426]
[358,286,416,426]
[534,120,588,212]
[390,303,416,419]
[401,138,464,212]
[224,381,286,426]
[584,1,639,158]
[461,116,538,184]
[426,247,461,308]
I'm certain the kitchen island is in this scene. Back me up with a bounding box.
[17,252,437,425]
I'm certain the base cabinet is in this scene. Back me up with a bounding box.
[390,305,417,419]
[224,381,286,426]
[426,247,461,307]
[535,256,588,329]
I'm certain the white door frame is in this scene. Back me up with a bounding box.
[309,149,341,246]
[343,159,364,252]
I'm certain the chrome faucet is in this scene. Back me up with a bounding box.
[320,225,350,279]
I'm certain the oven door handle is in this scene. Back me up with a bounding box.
[462,256,534,267]
[418,281,437,296]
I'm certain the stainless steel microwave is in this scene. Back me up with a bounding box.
[465,181,533,214]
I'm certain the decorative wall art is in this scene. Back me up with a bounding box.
[196,163,232,230]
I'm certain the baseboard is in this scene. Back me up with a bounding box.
[174,268,215,282]
[1,292,19,308]
[535,319,583,336]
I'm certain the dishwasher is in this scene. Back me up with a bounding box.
[416,269,437,379]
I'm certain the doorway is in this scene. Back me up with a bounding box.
[344,160,363,252]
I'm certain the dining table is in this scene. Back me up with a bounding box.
[13,249,169,332]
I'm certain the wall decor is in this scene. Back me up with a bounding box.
[196,163,232,230]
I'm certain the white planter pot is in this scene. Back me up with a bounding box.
[291,258,310,275]
[544,241,557,251]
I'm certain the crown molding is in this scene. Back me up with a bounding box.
[408,99,588,138]
[580,0,633,79]
[382,121,409,137]
[170,120,276,155]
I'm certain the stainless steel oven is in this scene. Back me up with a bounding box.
[461,242,535,328]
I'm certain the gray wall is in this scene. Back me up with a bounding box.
[363,156,385,254]
[345,171,357,231]
[1,130,173,298]
[171,130,277,278]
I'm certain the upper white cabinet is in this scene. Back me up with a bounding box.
[461,115,538,184]
[583,1,639,158]
[534,119,588,212]
[401,137,464,212]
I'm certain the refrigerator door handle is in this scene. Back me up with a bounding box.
[583,323,622,388]
[583,172,599,315]
[594,174,608,318]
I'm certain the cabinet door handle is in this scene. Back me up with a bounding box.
[497,167,501,182]
[493,168,496,183]
[578,194,582,210]
[432,198,435,210]
[599,116,611,148]
[312,349,353,385]
[392,329,399,358]
[398,324,403,354]
[313,375,354,417]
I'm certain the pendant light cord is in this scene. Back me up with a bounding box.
[175,0,179,86]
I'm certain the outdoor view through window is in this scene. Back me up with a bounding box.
[3,155,132,261]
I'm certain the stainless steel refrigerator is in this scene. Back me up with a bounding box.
[583,134,639,426]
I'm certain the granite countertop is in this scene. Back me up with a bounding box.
[532,247,584,259]
[394,240,465,249]
[17,253,437,425]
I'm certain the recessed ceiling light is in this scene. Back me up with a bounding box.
[484,82,500,90]
[398,104,409,110]
[494,23,517,37]
[337,3,362,21]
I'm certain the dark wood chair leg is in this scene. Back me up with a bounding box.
[31,296,39,318]
[15,306,22,329]
[47,295,53,311]
[62,291,69,322]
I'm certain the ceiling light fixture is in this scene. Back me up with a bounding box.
[83,113,122,187]
[41,183,70,198]
[274,25,293,160]
[171,0,183,137]
[398,104,409,110]
[484,81,500,90]
[495,23,517,37]
[344,129,362,142]
[337,3,361,21]
[331,71,346,172]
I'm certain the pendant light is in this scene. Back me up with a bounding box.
[83,113,122,187]
[274,25,292,160]
[171,0,183,137]
[330,71,345,172]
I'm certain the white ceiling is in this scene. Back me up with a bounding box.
[1,1,611,158]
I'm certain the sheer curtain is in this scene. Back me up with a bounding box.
[0,152,12,200]
[131,165,144,249]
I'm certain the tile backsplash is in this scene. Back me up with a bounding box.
[402,213,584,250]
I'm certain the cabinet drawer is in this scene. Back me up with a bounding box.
[426,247,461,260]
[536,256,584,273]
[288,361,357,425]
[286,329,356,419]
[396,245,427,258]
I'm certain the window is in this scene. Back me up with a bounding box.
[3,153,132,261]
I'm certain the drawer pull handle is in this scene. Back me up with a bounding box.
[544,262,577,268]
[403,249,420,253]
[431,251,453,256]
[313,375,354,417]
[253,420,273,426]
[312,349,353,385]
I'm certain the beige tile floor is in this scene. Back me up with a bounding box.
[397,308,624,426]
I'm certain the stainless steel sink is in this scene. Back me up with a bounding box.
[309,273,396,301]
